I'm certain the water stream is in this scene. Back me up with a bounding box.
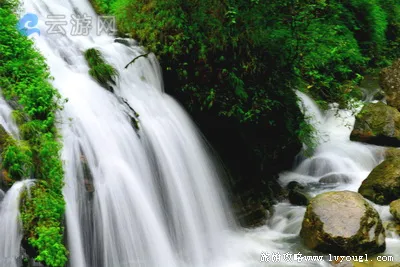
[0,180,35,267]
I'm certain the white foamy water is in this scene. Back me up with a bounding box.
[0,180,35,267]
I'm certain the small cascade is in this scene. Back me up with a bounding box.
[0,180,35,267]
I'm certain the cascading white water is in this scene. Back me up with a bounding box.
[0,97,19,138]
[19,1,242,266]
[0,180,35,267]
[272,91,400,265]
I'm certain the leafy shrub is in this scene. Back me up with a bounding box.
[84,48,119,90]
[1,138,33,181]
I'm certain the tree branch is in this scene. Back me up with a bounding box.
[124,52,151,69]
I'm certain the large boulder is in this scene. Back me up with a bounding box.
[300,191,385,255]
[380,59,400,110]
[350,102,400,146]
[359,158,400,205]
[390,199,400,222]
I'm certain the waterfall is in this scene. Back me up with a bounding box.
[13,0,400,266]
[0,180,35,267]
[19,1,239,266]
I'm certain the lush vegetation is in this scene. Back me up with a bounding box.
[84,48,119,90]
[0,1,67,266]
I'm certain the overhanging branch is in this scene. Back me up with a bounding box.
[124,52,151,69]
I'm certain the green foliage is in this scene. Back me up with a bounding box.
[20,182,67,267]
[343,0,388,59]
[30,224,67,267]
[0,1,67,266]
[90,0,116,14]
[1,139,33,180]
[379,0,400,61]
[84,48,119,89]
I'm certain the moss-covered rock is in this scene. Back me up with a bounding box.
[385,147,400,160]
[300,191,385,255]
[390,199,400,221]
[359,158,400,205]
[350,102,400,146]
[380,59,400,110]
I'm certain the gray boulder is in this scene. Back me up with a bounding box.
[300,191,385,255]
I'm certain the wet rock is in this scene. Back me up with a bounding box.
[236,203,268,228]
[390,199,400,222]
[319,173,352,184]
[350,102,400,146]
[300,191,385,255]
[114,38,131,46]
[289,190,310,206]
[80,154,95,193]
[359,158,400,205]
[286,181,310,206]
[383,221,400,236]
[287,181,305,190]
[372,89,386,101]
[380,59,400,110]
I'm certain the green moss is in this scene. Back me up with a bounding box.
[84,48,119,90]
[0,1,67,266]
[359,158,400,205]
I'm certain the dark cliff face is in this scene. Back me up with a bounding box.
[165,80,303,227]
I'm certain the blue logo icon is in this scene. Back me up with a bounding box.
[17,13,40,36]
